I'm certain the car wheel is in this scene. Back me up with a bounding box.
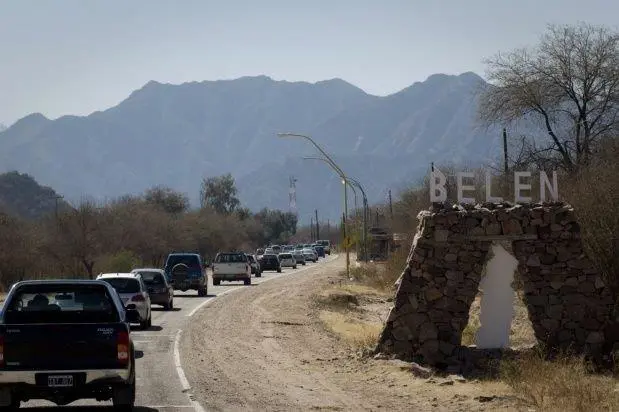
[244,278,251,285]
[139,317,149,330]
[198,287,207,297]
[0,396,20,410]
[147,315,152,328]
[302,262,306,266]
[112,365,135,410]
[256,271,262,278]
[277,267,282,273]
[293,265,297,269]
[213,279,221,286]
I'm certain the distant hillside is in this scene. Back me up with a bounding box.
[0,73,510,222]
[0,172,70,219]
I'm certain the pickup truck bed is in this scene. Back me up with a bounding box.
[212,252,251,285]
[0,280,138,410]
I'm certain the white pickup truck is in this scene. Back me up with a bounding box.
[212,252,252,286]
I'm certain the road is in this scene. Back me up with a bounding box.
[18,255,337,411]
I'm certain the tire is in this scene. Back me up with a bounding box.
[244,278,251,285]
[139,316,149,330]
[302,262,306,266]
[213,279,221,286]
[277,268,282,273]
[197,286,207,297]
[256,271,262,278]
[147,314,152,328]
[0,397,20,410]
[293,265,297,269]
[112,369,135,411]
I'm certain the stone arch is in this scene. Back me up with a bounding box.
[376,202,616,367]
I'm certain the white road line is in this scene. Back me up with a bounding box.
[143,405,195,408]
[174,330,206,412]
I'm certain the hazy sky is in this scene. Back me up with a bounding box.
[1,0,617,125]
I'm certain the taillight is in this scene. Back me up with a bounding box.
[117,330,129,365]
[0,335,5,367]
[131,294,145,302]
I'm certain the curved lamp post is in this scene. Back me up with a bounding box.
[344,176,369,262]
[302,156,367,261]
[277,132,351,277]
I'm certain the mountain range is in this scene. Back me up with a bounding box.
[0,72,506,223]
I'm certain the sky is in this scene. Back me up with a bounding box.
[0,0,617,126]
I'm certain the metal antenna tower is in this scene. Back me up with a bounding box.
[289,176,298,214]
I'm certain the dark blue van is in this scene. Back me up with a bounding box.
[163,253,208,296]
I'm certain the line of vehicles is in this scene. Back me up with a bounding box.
[211,240,331,285]
[0,243,332,410]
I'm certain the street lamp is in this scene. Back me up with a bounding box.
[303,156,369,263]
[278,132,351,277]
[344,177,369,262]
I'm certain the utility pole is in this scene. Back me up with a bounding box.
[327,219,330,238]
[503,128,509,198]
[315,209,320,240]
[310,217,314,241]
[53,194,64,222]
[388,189,393,220]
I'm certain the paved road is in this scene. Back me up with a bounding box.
[18,255,336,411]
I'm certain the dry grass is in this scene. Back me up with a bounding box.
[319,310,383,350]
[348,249,409,292]
[461,291,536,349]
[502,351,619,411]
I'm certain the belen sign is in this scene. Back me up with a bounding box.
[430,170,559,204]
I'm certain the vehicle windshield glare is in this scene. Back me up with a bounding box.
[99,277,141,293]
[3,284,119,324]
[215,253,247,263]
[135,271,165,285]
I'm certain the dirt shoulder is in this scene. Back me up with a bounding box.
[181,256,522,411]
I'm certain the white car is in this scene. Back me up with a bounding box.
[302,248,318,262]
[278,253,297,269]
[96,272,152,329]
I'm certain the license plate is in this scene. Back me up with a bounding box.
[48,375,73,387]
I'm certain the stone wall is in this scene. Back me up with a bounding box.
[376,202,616,367]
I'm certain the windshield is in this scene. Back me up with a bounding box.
[134,271,165,285]
[247,255,256,263]
[280,254,292,259]
[99,277,140,293]
[215,253,247,263]
[3,283,120,324]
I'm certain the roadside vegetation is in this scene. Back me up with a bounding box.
[0,174,299,290]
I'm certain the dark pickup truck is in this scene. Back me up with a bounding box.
[0,280,140,410]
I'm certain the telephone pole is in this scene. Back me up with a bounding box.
[310,217,314,241]
[388,189,393,220]
[502,128,509,198]
[315,209,319,240]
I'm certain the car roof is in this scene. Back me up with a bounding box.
[97,272,141,279]
[131,268,164,274]
[11,279,111,286]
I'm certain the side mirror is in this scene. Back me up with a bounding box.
[126,308,140,323]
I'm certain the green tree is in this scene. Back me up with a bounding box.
[255,208,298,244]
[144,185,190,214]
[199,174,240,214]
